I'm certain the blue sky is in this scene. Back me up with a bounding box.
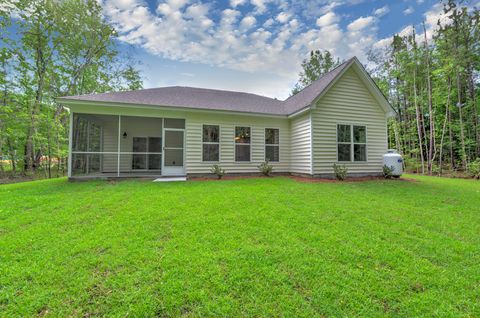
[102,0,450,99]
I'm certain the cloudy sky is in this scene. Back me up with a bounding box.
[101,0,449,99]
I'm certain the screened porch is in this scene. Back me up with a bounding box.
[69,114,185,178]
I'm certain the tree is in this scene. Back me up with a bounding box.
[0,0,143,179]
[292,50,342,95]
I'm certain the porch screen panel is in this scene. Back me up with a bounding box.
[148,137,162,170]
[71,114,119,176]
[119,116,163,173]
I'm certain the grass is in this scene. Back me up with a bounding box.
[0,175,479,317]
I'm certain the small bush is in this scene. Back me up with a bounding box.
[383,165,394,179]
[211,164,225,179]
[333,163,348,181]
[467,158,480,179]
[403,157,422,173]
[258,160,273,176]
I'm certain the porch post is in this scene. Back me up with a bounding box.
[67,111,73,178]
[117,115,121,177]
[86,121,90,174]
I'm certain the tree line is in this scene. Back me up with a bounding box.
[0,0,142,179]
[293,0,479,175]
[370,0,479,175]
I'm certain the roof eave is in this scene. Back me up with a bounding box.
[57,98,289,118]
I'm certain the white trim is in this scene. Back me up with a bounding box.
[68,111,73,178]
[234,126,251,162]
[162,127,186,176]
[309,111,313,175]
[287,106,310,119]
[117,115,121,177]
[335,123,368,163]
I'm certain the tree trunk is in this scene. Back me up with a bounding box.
[456,73,467,169]
[413,68,425,174]
[24,22,48,172]
[439,79,452,175]
[423,22,435,174]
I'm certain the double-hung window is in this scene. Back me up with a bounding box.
[235,126,250,161]
[265,128,279,162]
[337,124,367,162]
[202,125,220,162]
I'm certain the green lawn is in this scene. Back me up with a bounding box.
[0,176,479,317]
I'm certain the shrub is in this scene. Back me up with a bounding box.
[467,158,480,179]
[211,164,225,179]
[258,160,273,176]
[383,165,394,179]
[333,163,348,181]
[403,157,422,173]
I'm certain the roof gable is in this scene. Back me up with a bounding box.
[58,57,394,117]
[286,57,395,117]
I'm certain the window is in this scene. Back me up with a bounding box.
[265,128,279,162]
[235,126,250,161]
[337,124,367,162]
[203,125,219,162]
[353,126,367,162]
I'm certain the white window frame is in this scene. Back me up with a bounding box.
[234,126,251,162]
[202,124,220,162]
[336,124,368,162]
[264,128,280,162]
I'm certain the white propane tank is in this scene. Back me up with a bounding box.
[383,149,403,177]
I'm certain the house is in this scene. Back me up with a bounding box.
[58,57,395,180]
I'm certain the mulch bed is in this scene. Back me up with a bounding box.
[188,175,417,183]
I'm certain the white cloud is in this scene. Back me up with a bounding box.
[404,6,415,15]
[263,18,274,27]
[102,0,386,98]
[347,16,375,31]
[276,11,291,23]
[374,5,389,17]
[240,15,256,30]
[316,12,339,27]
[251,0,272,13]
[230,0,246,7]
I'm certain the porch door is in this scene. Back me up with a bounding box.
[162,128,185,176]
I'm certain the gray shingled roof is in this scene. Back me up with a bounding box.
[59,58,355,116]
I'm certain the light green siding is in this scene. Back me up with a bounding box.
[289,112,312,174]
[184,113,290,174]
[311,67,388,175]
